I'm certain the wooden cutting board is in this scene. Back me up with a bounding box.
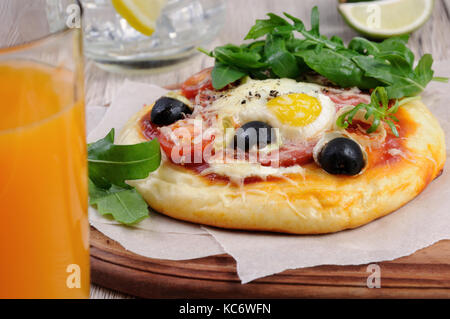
[91,82,450,298]
[90,228,450,298]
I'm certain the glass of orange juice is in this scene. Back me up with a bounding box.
[0,0,89,298]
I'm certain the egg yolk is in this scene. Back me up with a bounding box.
[267,93,322,127]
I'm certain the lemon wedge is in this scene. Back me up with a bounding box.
[111,0,167,36]
[339,0,434,39]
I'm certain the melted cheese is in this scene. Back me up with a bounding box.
[200,159,305,184]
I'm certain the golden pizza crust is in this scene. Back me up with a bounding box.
[118,99,445,234]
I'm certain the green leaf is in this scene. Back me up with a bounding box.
[286,38,315,52]
[89,180,149,225]
[87,129,115,188]
[264,34,300,78]
[88,129,161,225]
[377,36,414,66]
[198,7,445,99]
[348,37,380,55]
[211,62,247,89]
[213,45,267,70]
[348,35,413,66]
[287,7,344,51]
[414,54,434,86]
[310,6,320,36]
[264,33,285,57]
[88,128,161,188]
[348,36,429,98]
[283,12,305,31]
[295,48,382,89]
[433,77,449,83]
[244,13,291,40]
[330,35,344,47]
[271,25,296,38]
[241,40,266,55]
[352,56,398,85]
[267,51,300,78]
[197,47,213,57]
[352,53,434,98]
[336,87,400,137]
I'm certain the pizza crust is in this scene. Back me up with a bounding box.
[118,99,445,234]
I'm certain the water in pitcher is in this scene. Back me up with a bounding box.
[80,0,226,71]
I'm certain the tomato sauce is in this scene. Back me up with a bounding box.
[374,109,416,168]
[345,108,417,169]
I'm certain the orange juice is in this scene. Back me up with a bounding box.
[0,61,89,298]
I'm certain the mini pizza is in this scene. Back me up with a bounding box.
[117,68,445,234]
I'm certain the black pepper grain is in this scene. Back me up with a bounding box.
[269,90,279,97]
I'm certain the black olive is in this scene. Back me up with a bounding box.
[150,97,192,126]
[233,121,276,151]
[318,137,365,175]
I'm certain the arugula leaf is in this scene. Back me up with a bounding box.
[353,54,435,98]
[295,48,382,89]
[88,129,161,225]
[336,87,400,137]
[241,40,266,54]
[377,36,414,67]
[88,128,161,188]
[200,6,447,100]
[213,45,268,70]
[310,5,320,36]
[330,35,344,47]
[211,62,247,89]
[414,53,435,85]
[433,77,449,83]
[285,9,344,51]
[264,34,300,78]
[347,37,380,55]
[349,35,414,66]
[267,51,300,78]
[89,180,149,225]
[244,13,291,40]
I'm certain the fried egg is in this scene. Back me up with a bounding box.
[207,78,336,151]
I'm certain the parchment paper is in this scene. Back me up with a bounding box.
[87,61,450,283]
[87,82,225,260]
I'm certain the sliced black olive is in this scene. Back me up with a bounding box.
[318,137,365,175]
[233,121,276,151]
[150,97,192,126]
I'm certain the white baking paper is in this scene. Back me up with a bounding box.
[87,81,225,260]
[87,61,450,283]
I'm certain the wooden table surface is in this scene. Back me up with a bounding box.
[87,0,450,299]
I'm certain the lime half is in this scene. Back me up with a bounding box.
[111,0,167,36]
[339,0,434,39]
